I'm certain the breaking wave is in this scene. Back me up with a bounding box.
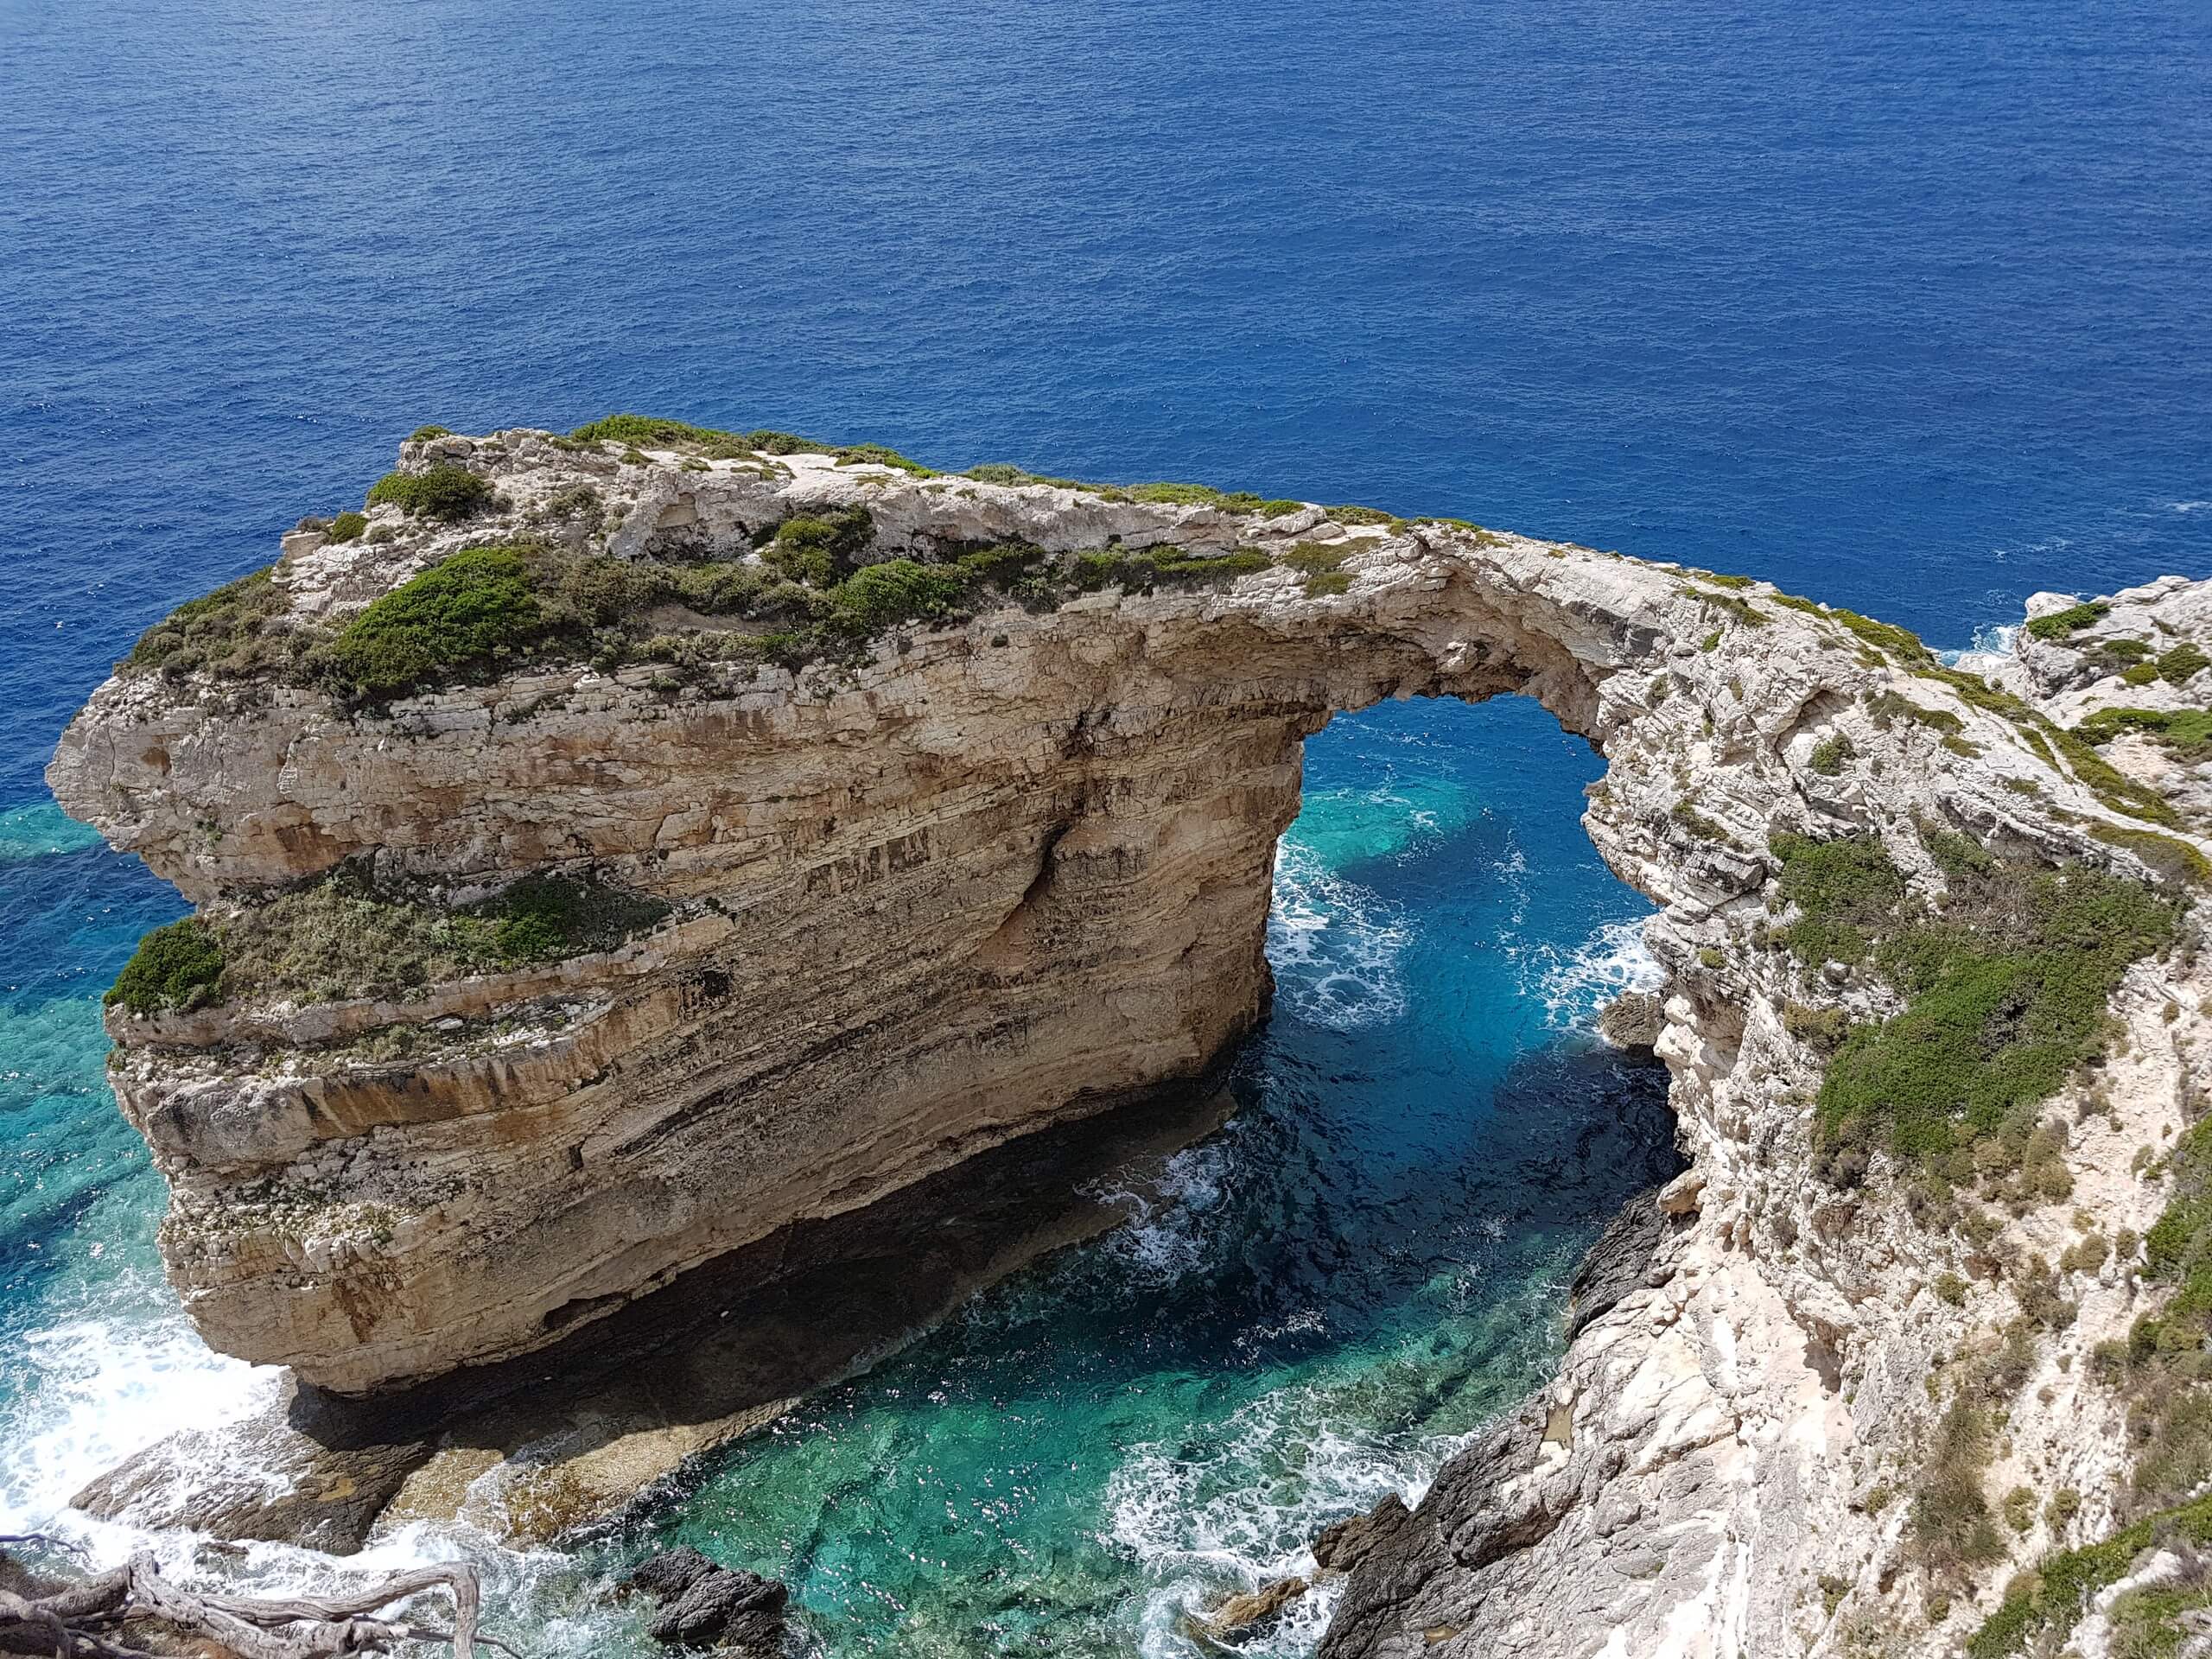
[1266,840,1412,1030]
[1531,917,1662,1030]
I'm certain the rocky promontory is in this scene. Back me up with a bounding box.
[49,417,2212,1655]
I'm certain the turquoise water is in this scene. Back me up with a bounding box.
[3,0,2210,1650]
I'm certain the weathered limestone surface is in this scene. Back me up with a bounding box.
[49,432,2212,1653]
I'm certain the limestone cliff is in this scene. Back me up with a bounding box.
[48,423,2212,1652]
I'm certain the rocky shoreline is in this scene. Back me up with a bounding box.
[48,419,2212,1656]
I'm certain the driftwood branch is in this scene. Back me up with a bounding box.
[0,1547,493,1659]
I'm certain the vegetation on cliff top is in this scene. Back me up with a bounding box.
[365,463,495,522]
[105,868,672,1013]
[124,564,295,680]
[1774,830,2179,1181]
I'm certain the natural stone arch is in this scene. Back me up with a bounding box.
[50,437,2160,1401]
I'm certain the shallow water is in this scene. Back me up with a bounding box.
[3,0,2209,1651]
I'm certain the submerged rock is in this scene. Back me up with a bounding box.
[1179,1574,1310,1648]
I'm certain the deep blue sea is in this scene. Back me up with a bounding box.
[3,2,2209,1653]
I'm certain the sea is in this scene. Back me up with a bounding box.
[1,2,2208,1654]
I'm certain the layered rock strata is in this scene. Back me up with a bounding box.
[50,428,2212,1653]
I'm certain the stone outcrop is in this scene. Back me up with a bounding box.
[619,1548,787,1655]
[49,428,2212,1654]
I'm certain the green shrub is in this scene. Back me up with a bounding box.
[365,464,494,522]
[1809,733,1854,775]
[1280,542,1347,575]
[569,413,824,459]
[2090,823,2212,887]
[1306,570,1352,597]
[1769,832,1905,966]
[2025,601,2110,642]
[125,565,293,680]
[1910,1390,2005,1580]
[1935,1272,1967,1306]
[106,918,225,1014]
[763,506,873,585]
[827,560,969,632]
[963,463,1116,494]
[315,546,553,702]
[408,424,453,442]
[211,867,671,1005]
[1671,800,1728,841]
[1072,545,1271,593]
[1129,481,1232,507]
[1818,861,2173,1163]
[2075,707,2212,754]
[1867,690,1964,735]
[327,511,368,543]
[1328,505,1397,526]
[2158,642,2210,685]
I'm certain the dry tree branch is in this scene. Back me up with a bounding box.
[0,1548,496,1659]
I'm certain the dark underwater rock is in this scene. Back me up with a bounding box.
[621,1548,788,1653]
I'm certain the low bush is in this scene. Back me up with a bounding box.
[2075,707,2212,754]
[2026,601,2111,642]
[1071,545,1271,594]
[326,511,368,543]
[365,464,493,522]
[106,918,225,1014]
[2159,643,2210,685]
[314,546,553,702]
[124,564,295,680]
[1809,732,1855,775]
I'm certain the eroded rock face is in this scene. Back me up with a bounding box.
[49,432,2212,1655]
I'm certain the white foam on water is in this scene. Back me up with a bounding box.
[1531,916,1662,1030]
[1105,1388,1462,1659]
[0,1299,278,1535]
[1087,1141,1231,1287]
[2171,500,2211,514]
[1266,840,1411,1031]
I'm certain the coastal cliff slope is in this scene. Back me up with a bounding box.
[48,423,2212,1655]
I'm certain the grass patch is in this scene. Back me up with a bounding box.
[124,565,298,681]
[106,919,225,1014]
[327,512,368,543]
[1327,505,1398,526]
[213,866,671,1006]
